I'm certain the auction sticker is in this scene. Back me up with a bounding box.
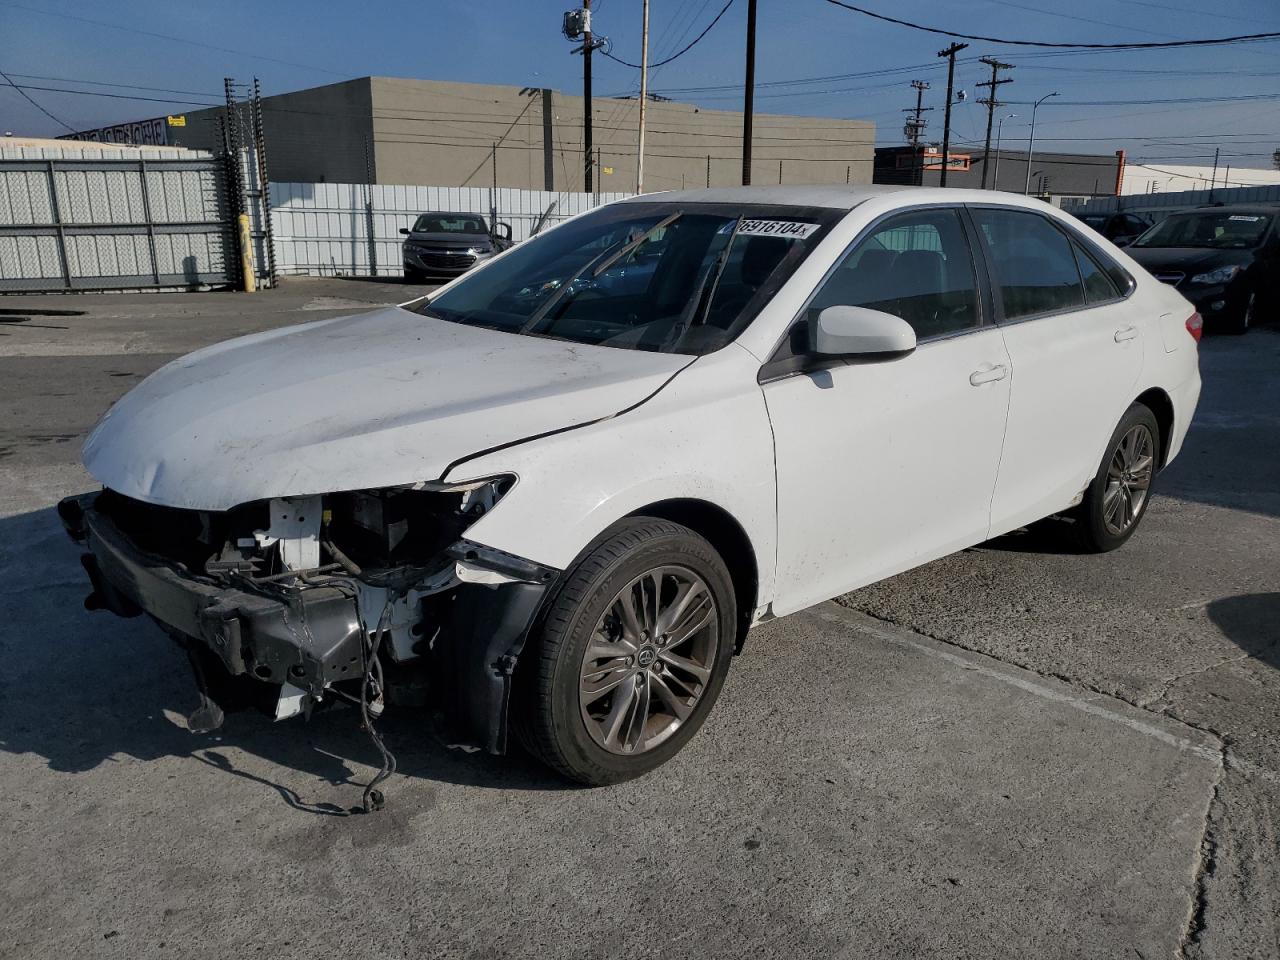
[738,219,821,239]
[1228,215,1261,222]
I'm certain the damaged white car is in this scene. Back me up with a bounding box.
[60,186,1202,799]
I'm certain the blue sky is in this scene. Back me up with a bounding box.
[2,0,1278,171]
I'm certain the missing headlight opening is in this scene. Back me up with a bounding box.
[63,474,555,812]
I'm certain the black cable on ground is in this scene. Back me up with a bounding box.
[359,597,399,813]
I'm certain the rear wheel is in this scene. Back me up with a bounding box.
[519,519,736,786]
[1073,403,1160,553]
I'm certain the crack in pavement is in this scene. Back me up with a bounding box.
[822,601,1269,960]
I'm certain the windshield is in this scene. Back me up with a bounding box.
[413,214,489,234]
[411,202,837,355]
[1132,212,1272,250]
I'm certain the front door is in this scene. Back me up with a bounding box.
[762,207,1011,616]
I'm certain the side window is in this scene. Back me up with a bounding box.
[807,208,980,340]
[973,209,1085,320]
[1122,215,1149,235]
[1071,239,1121,305]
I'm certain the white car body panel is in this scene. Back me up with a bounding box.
[987,298,1145,536]
[82,305,688,510]
[764,327,1012,617]
[448,343,781,616]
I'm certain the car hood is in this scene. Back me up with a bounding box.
[83,306,690,510]
[1127,247,1254,273]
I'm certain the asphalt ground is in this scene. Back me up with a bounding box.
[0,278,1275,959]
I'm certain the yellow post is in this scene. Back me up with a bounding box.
[237,213,257,293]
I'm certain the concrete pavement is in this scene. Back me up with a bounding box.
[0,279,1274,958]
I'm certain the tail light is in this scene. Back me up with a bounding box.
[1185,311,1203,343]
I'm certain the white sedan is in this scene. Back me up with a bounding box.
[60,186,1202,794]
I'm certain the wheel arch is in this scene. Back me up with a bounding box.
[1134,387,1175,468]
[625,498,759,653]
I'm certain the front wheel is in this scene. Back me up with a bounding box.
[1223,290,1255,336]
[1073,403,1160,553]
[518,519,737,786]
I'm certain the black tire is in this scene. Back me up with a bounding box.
[518,518,736,786]
[1073,402,1161,553]
[1223,290,1255,336]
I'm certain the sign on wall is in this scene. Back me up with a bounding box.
[59,117,169,146]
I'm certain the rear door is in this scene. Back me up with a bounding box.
[970,206,1144,535]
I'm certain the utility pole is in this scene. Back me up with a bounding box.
[903,80,932,186]
[582,0,595,193]
[1210,146,1220,189]
[637,0,649,193]
[741,0,758,185]
[977,57,1014,189]
[937,43,968,188]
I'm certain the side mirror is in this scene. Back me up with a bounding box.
[493,222,513,243]
[399,227,410,235]
[814,305,916,358]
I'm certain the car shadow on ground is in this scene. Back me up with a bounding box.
[0,506,570,818]
[1206,592,1280,667]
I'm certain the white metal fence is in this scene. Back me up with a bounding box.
[1061,184,1280,218]
[0,153,234,292]
[269,182,633,277]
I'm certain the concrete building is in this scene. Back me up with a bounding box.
[156,77,875,191]
[873,145,1125,200]
[1120,162,1280,196]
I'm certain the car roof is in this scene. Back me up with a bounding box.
[616,184,1077,213]
[415,211,486,218]
[1179,204,1280,215]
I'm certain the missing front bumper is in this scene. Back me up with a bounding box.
[59,491,556,753]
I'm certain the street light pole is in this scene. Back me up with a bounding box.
[1023,92,1058,196]
[993,113,1016,191]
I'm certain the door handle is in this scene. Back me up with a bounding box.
[969,364,1008,386]
[1114,326,1138,343]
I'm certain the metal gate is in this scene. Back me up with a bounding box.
[0,156,235,292]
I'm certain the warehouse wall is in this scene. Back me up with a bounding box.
[368,77,875,191]
[162,77,875,192]
[875,146,1123,197]
[173,79,375,185]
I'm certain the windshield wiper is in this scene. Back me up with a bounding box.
[519,211,684,335]
[660,216,744,352]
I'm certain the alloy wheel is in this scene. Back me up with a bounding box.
[1102,423,1155,536]
[578,565,719,755]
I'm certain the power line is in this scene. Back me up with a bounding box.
[818,0,1280,48]
[0,68,76,131]
[4,73,235,99]
[603,0,735,68]
[6,83,222,107]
